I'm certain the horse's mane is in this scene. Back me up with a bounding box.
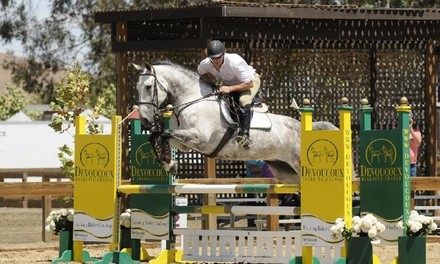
[152,60,199,79]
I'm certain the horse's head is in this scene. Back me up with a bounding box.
[134,63,169,130]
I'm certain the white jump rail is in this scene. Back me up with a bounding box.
[174,229,341,264]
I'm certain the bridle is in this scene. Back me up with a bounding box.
[137,65,219,128]
[137,66,170,112]
[135,63,239,158]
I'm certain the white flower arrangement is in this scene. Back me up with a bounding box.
[120,209,131,229]
[397,210,438,237]
[330,214,386,244]
[45,208,74,235]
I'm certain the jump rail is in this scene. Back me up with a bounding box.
[1,177,439,243]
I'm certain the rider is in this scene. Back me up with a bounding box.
[197,40,261,147]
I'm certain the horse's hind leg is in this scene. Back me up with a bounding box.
[265,161,299,184]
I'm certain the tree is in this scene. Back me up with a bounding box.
[0,0,193,104]
[49,63,108,179]
[1,0,439,106]
[0,84,28,120]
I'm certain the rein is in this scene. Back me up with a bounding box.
[136,64,237,158]
[170,92,219,126]
[137,65,219,122]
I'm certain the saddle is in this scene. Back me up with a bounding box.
[219,94,272,130]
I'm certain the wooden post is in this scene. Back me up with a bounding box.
[22,172,28,208]
[203,157,217,230]
[41,175,52,242]
[425,41,437,176]
[116,21,130,212]
[266,193,279,231]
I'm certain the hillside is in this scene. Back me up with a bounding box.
[0,52,66,102]
[0,53,15,93]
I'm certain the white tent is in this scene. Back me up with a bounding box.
[5,111,32,122]
[0,110,112,180]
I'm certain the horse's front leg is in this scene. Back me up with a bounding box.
[148,131,177,173]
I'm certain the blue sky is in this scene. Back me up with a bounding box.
[0,1,50,56]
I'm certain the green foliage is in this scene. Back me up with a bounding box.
[50,63,106,179]
[49,63,95,133]
[0,83,28,120]
[94,83,117,118]
[58,144,75,180]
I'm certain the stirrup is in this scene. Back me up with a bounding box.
[236,134,251,148]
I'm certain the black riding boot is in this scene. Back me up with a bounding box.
[236,104,252,148]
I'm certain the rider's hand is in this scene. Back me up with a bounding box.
[219,86,231,94]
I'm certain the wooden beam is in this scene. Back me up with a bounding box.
[2,178,439,198]
[0,182,73,197]
[411,177,440,190]
[111,39,205,52]
[94,5,440,23]
[0,168,64,178]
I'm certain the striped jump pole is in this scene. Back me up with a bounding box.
[118,183,300,195]
[171,205,300,215]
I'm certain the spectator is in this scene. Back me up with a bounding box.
[409,113,422,176]
[245,160,274,178]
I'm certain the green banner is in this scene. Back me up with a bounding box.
[359,103,411,243]
[130,119,172,241]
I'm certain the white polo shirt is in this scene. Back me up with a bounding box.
[197,53,256,86]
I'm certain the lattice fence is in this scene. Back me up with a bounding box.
[127,41,428,179]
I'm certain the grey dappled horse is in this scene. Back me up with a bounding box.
[135,62,338,184]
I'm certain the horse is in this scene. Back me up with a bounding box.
[134,61,339,184]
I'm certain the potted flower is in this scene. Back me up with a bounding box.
[119,209,144,261]
[45,208,74,235]
[119,209,132,249]
[45,208,74,257]
[396,210,438,264]
[397,210,437,237]
[120,208,131,229]
[331,214,386,264]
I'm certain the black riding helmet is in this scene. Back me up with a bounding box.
[207,40,225,59]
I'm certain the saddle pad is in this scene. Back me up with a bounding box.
[220,101,272,130]
[251,112,271,129]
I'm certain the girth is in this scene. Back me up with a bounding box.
[208,124,237,158]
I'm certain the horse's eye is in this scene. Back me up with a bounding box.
[142,81,152,90]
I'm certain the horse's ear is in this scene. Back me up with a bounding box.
[144,62,152,72]
[131,63,143,71]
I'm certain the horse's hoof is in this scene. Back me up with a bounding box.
[170,162,178,175]
[162,160,174,171]
[162,160,178,174]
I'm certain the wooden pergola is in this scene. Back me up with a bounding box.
[95,2,440,178]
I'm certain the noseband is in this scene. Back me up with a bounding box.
[138,66,169,113]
